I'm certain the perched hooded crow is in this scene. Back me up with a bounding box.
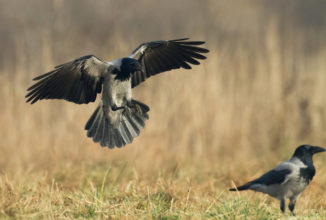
[26,38,209,148]
[230,145,325,215]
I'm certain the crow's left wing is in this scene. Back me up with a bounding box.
[251,168,292,186]
[129,38,209,88]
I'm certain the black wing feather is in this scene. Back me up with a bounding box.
[251,169,292,185]
[129,38,209,88]
[26,55,109,104]
[230,169,292,191]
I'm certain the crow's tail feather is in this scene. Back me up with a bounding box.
[85,99,149,148]
[229,183,251,191]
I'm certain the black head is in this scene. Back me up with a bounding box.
[113,58,143,81]
[293,145,325,161]
[121,58,142,72]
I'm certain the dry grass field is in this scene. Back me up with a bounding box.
[1,0,326,219]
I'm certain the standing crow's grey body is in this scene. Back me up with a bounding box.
[230,145,325,215]
[26,39,209,148]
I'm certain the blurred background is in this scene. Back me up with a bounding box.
[1,0,326,193]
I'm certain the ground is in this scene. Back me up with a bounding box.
[1,1,326,218]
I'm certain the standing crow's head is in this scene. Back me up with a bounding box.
[293,145,325,161]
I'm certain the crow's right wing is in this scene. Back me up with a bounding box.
[26,55,110,104]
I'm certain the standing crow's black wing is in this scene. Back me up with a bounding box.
[230,168,292,191]
[26,55,110,104]
[251,169,292,186]
[129,38,209,88]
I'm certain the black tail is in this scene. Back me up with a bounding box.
[85,100,150,148]
[229,183,251,191]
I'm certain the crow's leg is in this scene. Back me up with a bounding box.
[111,104,125,111]
[289,199,296,216]
[280,199,286,213]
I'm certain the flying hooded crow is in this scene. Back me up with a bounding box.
[229,145,325,215]
[26,38,209,148]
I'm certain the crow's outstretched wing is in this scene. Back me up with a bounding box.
[26,55,109,104]
[129,38,209,88]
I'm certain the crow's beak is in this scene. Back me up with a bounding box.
[311,146,326,154]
